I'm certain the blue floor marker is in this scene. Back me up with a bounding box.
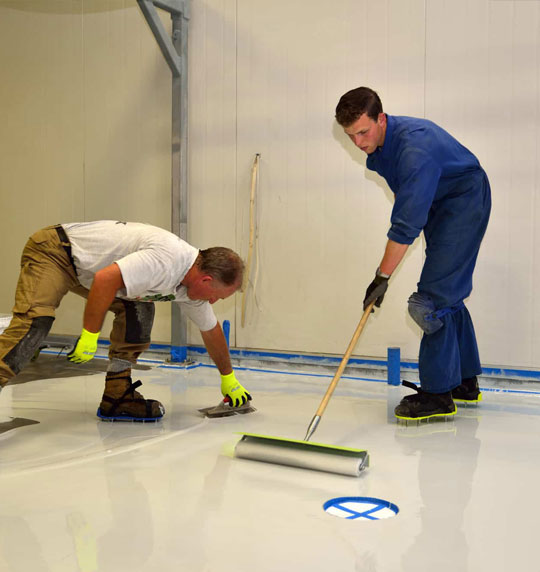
[323,497,399,520]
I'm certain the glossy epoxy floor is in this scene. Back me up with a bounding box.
[0,353,539,572]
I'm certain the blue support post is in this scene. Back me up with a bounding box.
[223,319,230,348]
[387,347,401,386]
[171,345,187,362]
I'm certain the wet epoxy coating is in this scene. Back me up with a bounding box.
[0,354,539,571]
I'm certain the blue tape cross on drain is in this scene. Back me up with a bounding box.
[323,497,399,520]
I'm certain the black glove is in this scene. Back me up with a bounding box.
[363,269,390,311]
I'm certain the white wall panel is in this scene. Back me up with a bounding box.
[233,0,425,358]
[188,0,540,369]
[195,0,427,358]
[425,0,540,368]
[0,1,172,343]
[0,1,87,337]
[187,0,239,345]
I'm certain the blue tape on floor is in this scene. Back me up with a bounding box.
[40,342,540,386]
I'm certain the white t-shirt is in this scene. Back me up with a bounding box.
[62,221,217,331]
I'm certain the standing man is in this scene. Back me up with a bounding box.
[335,87,491,421]
[0,221,251,420]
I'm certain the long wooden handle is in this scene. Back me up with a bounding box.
[241,153,260,327]
[314,300,375,417]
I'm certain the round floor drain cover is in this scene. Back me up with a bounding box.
[323,496,399,520]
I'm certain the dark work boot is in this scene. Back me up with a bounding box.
[452,376,482,404]
[394,380,456,421]
[98,370,164,422]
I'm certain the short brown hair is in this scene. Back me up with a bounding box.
[198,247,244,286]
[335,87,383,127]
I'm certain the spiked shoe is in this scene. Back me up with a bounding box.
[98,371,164,421]
[452,376,482,403]
[395,380,456,421]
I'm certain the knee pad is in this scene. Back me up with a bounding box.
[407,293,444,335]
[122,301,155,344]
[3,316,54,374]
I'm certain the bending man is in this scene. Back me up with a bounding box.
[0,220,251,420]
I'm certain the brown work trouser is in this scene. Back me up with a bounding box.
[0,226,154,386]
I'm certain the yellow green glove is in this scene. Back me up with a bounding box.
[220,371,252,407]
[67,328,100,363]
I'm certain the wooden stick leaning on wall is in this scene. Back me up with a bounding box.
[241,153,260,327]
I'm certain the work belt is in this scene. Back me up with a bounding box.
[54,225,77,273]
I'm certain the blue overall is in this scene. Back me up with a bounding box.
[367,115,491,393]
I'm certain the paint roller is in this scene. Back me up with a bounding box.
[234,302,375,477]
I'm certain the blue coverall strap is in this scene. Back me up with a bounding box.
[426,301,465,322]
